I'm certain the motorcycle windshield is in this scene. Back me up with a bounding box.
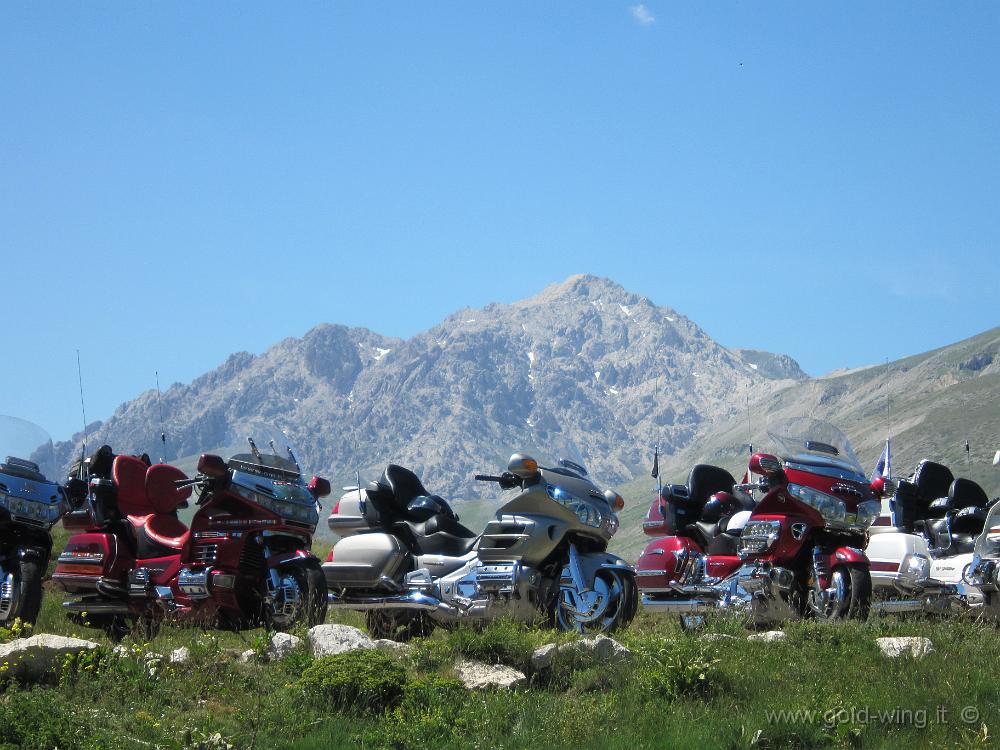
[766,417,865,480]
[0,415,57,481]
[0,415,65,526]
[218,421,318,525]
[519,432,592,480]
[974,501,1000,559]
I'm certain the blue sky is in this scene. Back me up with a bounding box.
[2,2,998,441]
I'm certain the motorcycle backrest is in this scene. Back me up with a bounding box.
[948,477,988,509]
[145,463,192,514]
[912,460,954,502]
[112,455,154,516]
[687,464,736,508]
[379,464,431,511]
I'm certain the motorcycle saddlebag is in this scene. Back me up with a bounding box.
[636,536,702,592]
[322,533,408,589]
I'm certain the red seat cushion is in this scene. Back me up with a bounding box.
[145,463,192,514]
[143,514,190,550]
[113,456,153,516]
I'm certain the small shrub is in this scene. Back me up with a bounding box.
[298,650,407,714]
[630,638,722,700]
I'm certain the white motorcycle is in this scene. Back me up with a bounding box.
[867,459,991,613]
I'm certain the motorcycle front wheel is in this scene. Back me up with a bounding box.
[555,568,638,634]
[813,564,871,621]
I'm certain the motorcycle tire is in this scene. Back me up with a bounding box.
[303,560,328,627]
[8,557,43,626]
[555,568,638,634]
[815,564,871,621]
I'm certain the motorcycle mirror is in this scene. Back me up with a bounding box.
[197,453,229,479]
[749,453,782,477]
[309,476,332,499]
[507,453,540,480]
[604,489,625,511]
[870,477,886,498]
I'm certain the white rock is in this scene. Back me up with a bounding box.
[238,649,257,664]
[530,635,631,671]
[747,631,787,642]
[374,639,414,654]
[876,637,934,658]
[169,647,190,664]
[268,633,302,660]
[307,624,375,658]
[454,659,526,690]
[0,634,99,683]
[144,651,164,663]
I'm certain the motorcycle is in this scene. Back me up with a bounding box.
[870,459,992,613]
[637,418,881,624]
[322,452,637,638]
[0,416,68,625]
[54,430,331,638]
[958,494,1000,617]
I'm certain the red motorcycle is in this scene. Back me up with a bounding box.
[637,418,881,625]
[54,436,330,638]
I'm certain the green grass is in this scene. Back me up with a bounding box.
[8,572,1000,750]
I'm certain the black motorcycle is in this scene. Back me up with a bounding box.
[0,416,69,625]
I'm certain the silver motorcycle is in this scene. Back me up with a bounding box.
[322,453,637,638]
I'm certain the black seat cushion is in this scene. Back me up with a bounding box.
[913,460,954,504]
[952,506,987,536]
[687,465,736,507]
[407,515,478,556]
[949,478,989,509]
[925,497,952,519]
[366,464,431,517]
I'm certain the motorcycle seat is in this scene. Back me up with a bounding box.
[925,497,952,519]
[140,513,190,554]
[951,505,987,536]
[113,455,155,516]
[407,514,479,556]
[948,478,989,509]
[913,460,954,505]
[366,464,431,517]
[687,465,737,508]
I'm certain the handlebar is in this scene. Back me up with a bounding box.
[475,475,504,482]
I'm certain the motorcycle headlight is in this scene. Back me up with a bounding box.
[739,520,781,556]
[787,484,848,526]
[546,486,604,528]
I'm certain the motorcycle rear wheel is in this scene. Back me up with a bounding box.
[555,568,637,634]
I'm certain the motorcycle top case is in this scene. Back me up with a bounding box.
[636,535,702,591]
[327,489,381,537]
[323,533,408,589]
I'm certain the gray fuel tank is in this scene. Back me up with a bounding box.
[322,533,409,589]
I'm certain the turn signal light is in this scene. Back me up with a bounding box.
[604,490,625,511]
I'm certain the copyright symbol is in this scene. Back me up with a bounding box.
[961,706,980,724]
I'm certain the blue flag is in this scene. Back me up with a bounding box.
[870,438,892,481]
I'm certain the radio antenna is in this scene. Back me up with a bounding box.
[745,380,753,457]
[155,370,166,463]
[75,350,88,477]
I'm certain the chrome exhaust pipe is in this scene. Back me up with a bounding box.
[872,599,926,614]
[641,595,717,613]
[327,590,461,618]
